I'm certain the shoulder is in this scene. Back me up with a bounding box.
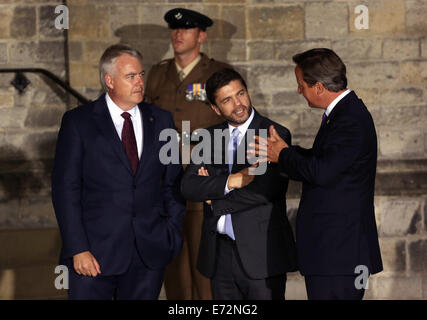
[141,102,174,122]
[200,53,232,70]
[149,58,174,73]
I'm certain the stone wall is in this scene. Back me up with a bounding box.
[0,0,425,299]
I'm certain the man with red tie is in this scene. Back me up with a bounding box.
[52,44,185,299]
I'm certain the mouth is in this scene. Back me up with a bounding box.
[234,107,246,116]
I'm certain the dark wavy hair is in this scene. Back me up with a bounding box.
[206,68,247,106]
[292,48,347,92]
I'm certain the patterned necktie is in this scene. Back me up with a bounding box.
[121,112,138,175]
[225,128,240,240]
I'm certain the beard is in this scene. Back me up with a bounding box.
[223,104,252,126]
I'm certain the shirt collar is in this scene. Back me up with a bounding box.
[105,92,138,119]
[325,89,351,117]
[175,54,201,78]
[228,107,255,137]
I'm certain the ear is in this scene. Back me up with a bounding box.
[105,73,114,90]
[210,104,221,117]
[198,30,207,44]
[315,82,325,95]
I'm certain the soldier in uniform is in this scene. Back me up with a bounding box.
[144,8,232,300]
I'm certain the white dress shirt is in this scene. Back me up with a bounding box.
[217,108,255,234]
[105,93,143,159]
[325,89,351,117]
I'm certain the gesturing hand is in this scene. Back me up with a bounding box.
[247,125,288,163]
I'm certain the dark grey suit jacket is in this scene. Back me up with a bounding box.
[181,110,297,279]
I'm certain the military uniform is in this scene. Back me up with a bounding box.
[145,53,231,134]
[145,53,232,300]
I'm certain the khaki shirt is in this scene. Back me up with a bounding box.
[144,53,232,133]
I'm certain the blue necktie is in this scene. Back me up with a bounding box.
[321,112,328,126]
[225,128,240,240]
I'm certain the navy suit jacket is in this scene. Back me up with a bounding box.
[52,94,186,275]
[278,91,383,276]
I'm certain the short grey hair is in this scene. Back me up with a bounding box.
[99,44,143,92]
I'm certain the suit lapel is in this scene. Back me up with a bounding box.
[136,103,155,177]
[313,91,354,150]
[92,94,133,175]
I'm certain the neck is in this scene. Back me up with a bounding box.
[322,89,347,108]
[175,51,200,69]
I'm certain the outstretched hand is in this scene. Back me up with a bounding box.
[247,125,288,163]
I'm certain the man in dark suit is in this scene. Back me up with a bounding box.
[181,68,297,299]
[51,44,185,299]
[250,48,383,300]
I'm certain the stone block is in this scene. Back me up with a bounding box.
[246,65,296,92]
[400,60,427,86]
[19,197,57,228]
[0,88,14,108]
[383,39,420,60]
[209,40,246,62]
[408,239,427,273]
[349,0,405,36]
[0,264,67,299]
[354,88,379,106]
[378,105,426,128]
[264,109,301,134]
[109,5,139,35]
[347,62,399,89]
[68,5,109,40]
[378,87,424,107]
[8,41,38,63]
[24,105,66,128]
[37,41,65,62]
[379,129,424,158]
[422,38,427,58]
[0,228,61,268]
[373,276,423,299]
[274,40,331,61]
[0,6,12,39]
[139,5,180,27]
[0,107,27,129]
[272,90,303,107]
[22,131,58,160]
[248,41,274,61]
[248,5,304,41]
[0,200,20,228]
[222,6,246,39]
[68,41,82,62]
[11,6,36,39]
[69,62,100,89]
[184,5,222,39]
[378,238,406,272]
[378,197,422,236]
[83,41,111,64]
[39,5,64,38]
[332,38,382,60]
[406,0,427,37]
[0,42,6,63]
[305,2,348,39]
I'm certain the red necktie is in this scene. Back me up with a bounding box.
[121,112,138,175]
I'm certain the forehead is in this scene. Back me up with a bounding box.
[216,80,245,96]
[114,54,143,71]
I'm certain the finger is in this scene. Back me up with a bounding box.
[269,125,280,139]
[93,257,101,275]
